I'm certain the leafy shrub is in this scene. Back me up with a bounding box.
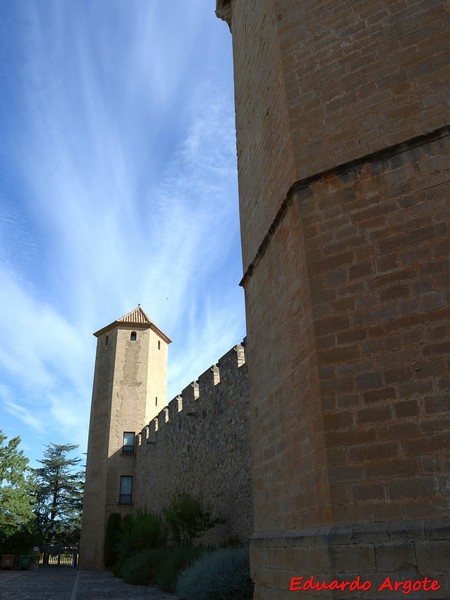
[119,545,207,590]
[155,546,207,592]
[220,535,242,548]
[163,490,224,547]
[176,547,253,600]
[112,556,127,578]
[121,548,168,585]
[116,509,166,563]
[104,512,122,568]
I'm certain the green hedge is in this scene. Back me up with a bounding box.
[121,548,168,585]
[116,509,166,563]
[119,546,207,590]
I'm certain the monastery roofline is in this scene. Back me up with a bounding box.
[93,305,171,343]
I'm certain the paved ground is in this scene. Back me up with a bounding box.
[0,568,179,600]
[0,568,76,600]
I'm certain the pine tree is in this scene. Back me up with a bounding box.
[0,430,34,537]
[32,443,84,548]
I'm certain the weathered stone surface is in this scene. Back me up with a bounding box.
[217,0,450,597]
[80,308,170,569]
[135,342,252,546]
[80,307,251,568]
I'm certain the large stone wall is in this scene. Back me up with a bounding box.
[217,0,450,598]
[225,0,449,274]
[303,133,449,526]
[133,342,253,545]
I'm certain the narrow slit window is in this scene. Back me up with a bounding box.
[119,476,133,504]
[130,331,137,341]
[122,432,135,455]
[158,340,161,350]
[105,335,109,346]
[155,397,158,406]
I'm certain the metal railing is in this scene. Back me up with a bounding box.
[39,544,79,568]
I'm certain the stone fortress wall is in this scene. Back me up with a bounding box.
[80,307,252,569]
[216,0,450,598]
[133,341,252,545]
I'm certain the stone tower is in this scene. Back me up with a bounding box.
[79,306,170,569]
[217,1,449,598]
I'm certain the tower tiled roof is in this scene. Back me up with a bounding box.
[93,305,171,343]
[117,305,151,325]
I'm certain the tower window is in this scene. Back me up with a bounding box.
[122,432,135,455]
[105,335,109,346]
[130,331,137,341]
[119,476,133,504]
[155,397,158,406]
[158,340,161,350]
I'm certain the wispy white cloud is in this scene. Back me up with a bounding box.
[0,266,93,453]
[0,384,45,434]
[0,1,242,462]
[3,398,45,434]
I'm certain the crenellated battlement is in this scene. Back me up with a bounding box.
[133,338,252,544]
[81,309,251,564]
[138,340,246,446]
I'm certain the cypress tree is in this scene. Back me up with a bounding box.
[104,512,122,568]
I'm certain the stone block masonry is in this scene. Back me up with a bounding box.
[80,307,252,569]
[134,342,252,545]
[245,132,450,598]
[301,129,449,525]
[217,0,450,598]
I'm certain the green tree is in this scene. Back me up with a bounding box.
[163,490,224,547]
[32,443,84,547]
[0,430,34,538]
[104,512,122,568]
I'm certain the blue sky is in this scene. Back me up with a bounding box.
[0,1,244,467]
